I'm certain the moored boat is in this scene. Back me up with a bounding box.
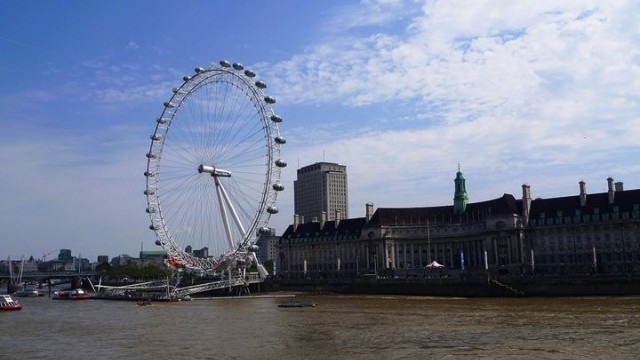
[0,294,23,311]
[278,301,316,308]
[14,289,42,297]
[52,289,92,300]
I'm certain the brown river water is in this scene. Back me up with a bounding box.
[2,294,639,359]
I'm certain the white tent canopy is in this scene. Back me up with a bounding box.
[426,260,444,268]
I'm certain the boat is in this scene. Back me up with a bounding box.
[278,301,316,308]
[137,300,153,306]
[0,294,23,311]
[14,289,42,297]
[52,289,92,300]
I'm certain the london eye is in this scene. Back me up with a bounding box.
[144,60,286,276]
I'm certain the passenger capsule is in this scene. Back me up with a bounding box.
[149,224,159,230]
[272,183,284,191]
[258,227,272,235]
[183,76,191,82]
[144,171,154,177]
[146,207,157,213]
[270,114,282,123]
[155,240,163,246]
[255,81,267,89]
[267,206,279,214]
[144,189,155,196]
[220,60,231,67]
[164,101,175,108]
[264,96,276,104]
[157,117,168,124]
[195,67,205,73]
[150,134,161,141]
[275,159,287,168]
[275,136,286,144]
[244,69,256,77]
[232,63,244,70]
[172,87,185,94]
[146,153,157,159]
[248,244,259,252]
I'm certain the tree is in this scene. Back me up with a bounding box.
[96,262,111,274]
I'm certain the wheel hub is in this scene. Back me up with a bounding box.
[198,164,232,177]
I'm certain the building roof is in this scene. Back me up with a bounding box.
[281,217,367,238]
[281,185,640,239]
[139,250,167,259]
[367,193,519,226]
[529,189,640,217]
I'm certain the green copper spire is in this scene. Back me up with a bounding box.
[453,164,468,214]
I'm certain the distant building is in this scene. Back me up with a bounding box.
[58,249,72,262]
[139,250,168,267]
[97,255,109,264]
[278,169,640,279]
[110,254,134,267]
[140,250,167,260]
[192,247,208,259]
[294,162,348,224]
[255,227,278,263]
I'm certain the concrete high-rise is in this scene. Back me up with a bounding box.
[294,162,348,223]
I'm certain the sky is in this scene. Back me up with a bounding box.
[1,0,639,261]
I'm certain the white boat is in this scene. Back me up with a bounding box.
[13,289,42,297]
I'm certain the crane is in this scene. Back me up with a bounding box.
[42,249,57,262]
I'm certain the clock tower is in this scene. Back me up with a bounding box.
[453,164,468,215]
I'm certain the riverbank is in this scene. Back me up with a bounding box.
[264,273,640,297]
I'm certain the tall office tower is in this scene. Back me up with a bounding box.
[294,162,348,223]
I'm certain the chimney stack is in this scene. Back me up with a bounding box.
[615,181,624,192]
[607,177,615,204]
[335,210,341,227]
[522,184,531,225]
[579,181,587,207]
[365,203,375,222]
[320,211,327,229]
[293,214,300,232]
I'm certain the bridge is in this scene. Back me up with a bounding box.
[2,270,266,299]
[91,272,265,300]
[1,271,97,293]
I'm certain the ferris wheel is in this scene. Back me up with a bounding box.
[144,60,286,274]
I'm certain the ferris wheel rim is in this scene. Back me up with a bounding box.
[144,60,285,273]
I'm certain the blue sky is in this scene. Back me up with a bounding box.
[1,0,639,260]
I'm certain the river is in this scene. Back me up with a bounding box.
[2,293,639,359]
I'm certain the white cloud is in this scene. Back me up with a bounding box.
[3,0,640,258]
[265,0,640,230]
[270,1,639,113]
[127,41,140,50]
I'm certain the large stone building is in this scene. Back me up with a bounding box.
[294,162,348,223]
[527,178,640,275]
[255,227,279,264]
[277,170,640,279]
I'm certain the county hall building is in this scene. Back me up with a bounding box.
[277,168,640,279]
